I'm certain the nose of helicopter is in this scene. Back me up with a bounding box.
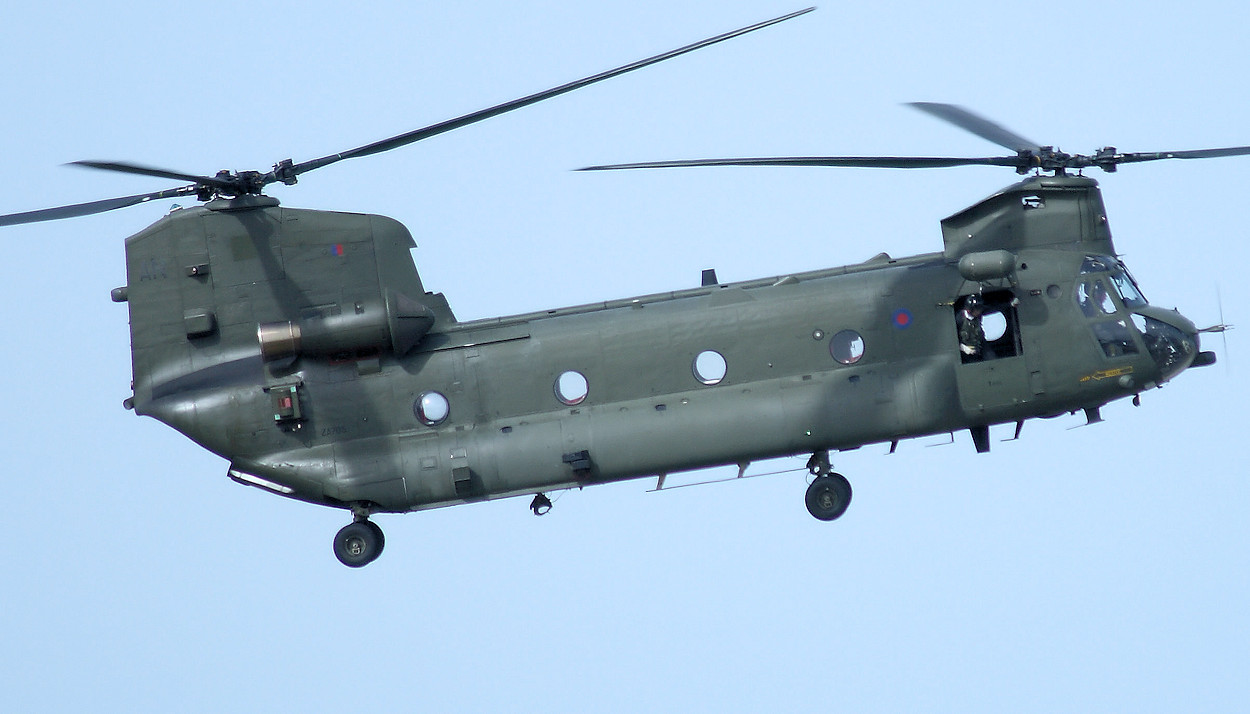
[1132,306,1211,382]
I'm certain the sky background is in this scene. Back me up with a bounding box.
[2,1,1248,711]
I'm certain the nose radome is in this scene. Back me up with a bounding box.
[1131,307,1202,382]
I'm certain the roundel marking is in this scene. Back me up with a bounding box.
[891,308,913,329]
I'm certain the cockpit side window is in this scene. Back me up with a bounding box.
[1077,279,1117,317]
[1076,255,1153,361]
[1080,254,1148,307]
[1092,319,1139,358]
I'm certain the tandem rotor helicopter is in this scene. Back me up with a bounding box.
[3,8,1240,567]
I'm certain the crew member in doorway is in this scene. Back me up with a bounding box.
[957,294,985,361]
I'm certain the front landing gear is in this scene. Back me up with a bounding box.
[804,451,853,521]
[333,519,385,568]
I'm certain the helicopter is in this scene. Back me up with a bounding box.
[1,7,1239,568]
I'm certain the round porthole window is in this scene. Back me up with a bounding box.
[693,350,727,385]
[414,391,450,426]
[982,311,1008,341]
[829,329,865,365]
[555,370,589,406]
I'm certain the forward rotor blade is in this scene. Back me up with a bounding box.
[287,7,815,178]
[579,155,1025,171]
[0,185,198,227]
[908,102,1039,153]
[1112,146,1250,164]
[70,160,236,190]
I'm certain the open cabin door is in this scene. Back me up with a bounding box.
[953,289,1039,413]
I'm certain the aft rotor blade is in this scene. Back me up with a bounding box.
[0,185,198,227]
[580,155,1025,171]
[908,102,1039,153]
[70,160,236,190]
[287,7,815,178]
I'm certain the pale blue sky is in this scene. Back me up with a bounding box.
[2,2,1247,711]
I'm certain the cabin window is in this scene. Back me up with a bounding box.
[954,290,1021,364]
[693,350,727,385]
[414,391,450,426]
[829,330,865,365]
[981,310,1007,341]
[555,370,589,406]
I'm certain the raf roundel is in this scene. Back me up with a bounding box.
[892,308,912,329]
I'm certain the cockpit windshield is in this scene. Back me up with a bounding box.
[1081,254,1148,307]
[1108,268,1147,307]
[1080,255,1116,274]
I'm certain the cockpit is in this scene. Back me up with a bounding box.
[1075,254,1201,381]
[1077,254,1147,311]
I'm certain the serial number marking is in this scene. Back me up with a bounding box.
[1080,366,1134,383]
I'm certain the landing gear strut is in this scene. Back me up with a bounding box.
[333,517,385,568]
[805,451,852,521]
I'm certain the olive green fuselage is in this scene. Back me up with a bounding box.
[121,176,1201,514]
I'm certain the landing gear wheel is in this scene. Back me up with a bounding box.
[364,520,385,557]
[806,472,852,521]
[333,521,384,568]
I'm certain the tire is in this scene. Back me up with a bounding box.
[805,473,852,521]
[364,520,385,558]
[333,521,382,568]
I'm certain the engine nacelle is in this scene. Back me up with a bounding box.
[258,291,434,362]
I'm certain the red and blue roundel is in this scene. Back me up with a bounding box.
[891,308,913,329]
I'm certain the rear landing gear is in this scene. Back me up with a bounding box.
[806,473,852,521]
[805,451,852,521]
[333,519,385,568]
